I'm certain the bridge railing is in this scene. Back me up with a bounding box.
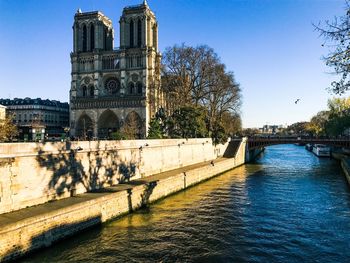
[247,137,350,149]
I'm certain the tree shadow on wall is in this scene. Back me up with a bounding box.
[35,141,139,198]
[118,162,136,183]
[127,181,158,212]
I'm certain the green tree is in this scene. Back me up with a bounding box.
[211,121,228,145]
[326,113,350,136]
[325,97,350,136]
[221,111,242,136]
[306,111,329,136]
[0,115,18,142]
[110,131,125,140]
[284,122,310,135]
[147,117,163,139]
[241,128,260,137]
[168,106,208,139]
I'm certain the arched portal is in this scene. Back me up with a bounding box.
[76,114,93,139]
[123,111,143,139]
[98,110,119,139]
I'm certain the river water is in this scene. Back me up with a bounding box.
[21,144,350,263]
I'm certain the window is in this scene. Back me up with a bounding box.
[153,24,157,47]
[137,19,142,47]
[90,86,94,97]
[82,86,87,97]
[90,24,95,51]
[130,20,134,47]
[82,25,87,52]
[129,82,135,94]
[105,78,120,95]
[137,82,143,94]
[104,28,108,50]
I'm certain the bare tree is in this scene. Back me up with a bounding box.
[162,44,221,108]
[315,1,350,94]
[161,43,242,139]
[122,112,143,139]
[200,63,241,132]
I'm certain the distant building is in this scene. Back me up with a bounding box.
[0,105,6,120]
[69,1,164,139]
[260,124,284,134]
[0,98,69,141]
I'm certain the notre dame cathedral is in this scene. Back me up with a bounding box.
[69,0,164,139]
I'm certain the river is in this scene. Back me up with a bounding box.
[20,144,350,263]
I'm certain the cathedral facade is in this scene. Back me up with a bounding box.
[69,1,163,139]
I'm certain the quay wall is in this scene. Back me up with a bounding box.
[0,138,229,215]
[330,152,350,186]
[245,147,264,163]
[0,138,247,262]
[340,159,350,186]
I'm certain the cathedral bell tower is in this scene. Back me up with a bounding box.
[118,0,163,125]
[69,1,163,139]
[119,0,158,51]
[72,9,114,53]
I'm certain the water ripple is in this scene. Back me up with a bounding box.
[21,145,350,263]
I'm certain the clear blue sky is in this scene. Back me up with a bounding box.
[0,0,347,128]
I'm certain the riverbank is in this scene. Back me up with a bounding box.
[0,153,245,262]
[16,144,350,263]
[331,152,350,186]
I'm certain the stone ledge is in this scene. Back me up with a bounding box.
[0,155,243,262]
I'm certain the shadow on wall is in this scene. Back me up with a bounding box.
[35,141,139,198]
[223,140,241,158]
[1,142,162,261]
[127,181,158,212]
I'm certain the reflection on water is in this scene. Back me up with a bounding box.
[21,145,350,263]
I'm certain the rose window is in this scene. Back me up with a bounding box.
[105,78,120,94]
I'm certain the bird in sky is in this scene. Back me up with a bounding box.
[295,99,300,104]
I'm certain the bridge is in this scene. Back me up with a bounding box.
[247,137,350,150]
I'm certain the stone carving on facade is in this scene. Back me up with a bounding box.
[69,1,164,139]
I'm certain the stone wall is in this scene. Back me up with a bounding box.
[340,158,350,186]
[0,138,229,215]
[0,144,246,262]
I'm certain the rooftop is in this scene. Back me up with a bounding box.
[0,98,69,108]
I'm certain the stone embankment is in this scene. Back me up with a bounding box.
[0,138,230,215]
[0,138,247,262]
[331,151,350,186]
